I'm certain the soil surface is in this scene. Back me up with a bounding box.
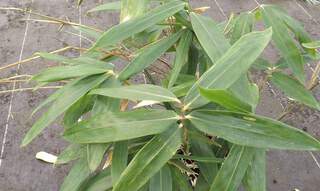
[0,0,319,190]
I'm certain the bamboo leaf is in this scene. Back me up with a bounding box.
[303,41,320,49]
[243,149,266,191]
[170,165,193,191]
[112,141,129,184]
[168,30,193,88]
[149,164,172,191]
[188,110,320,150]
[89,0,185,51]
[209,145,254,191]
[118,31,183,80]
[56,144,85,165]
[184,28,272,110]
[64,110,179,143]
[120,0,149,22]
[73,26,102,39]
[199,87,252,113]
[260,4,305,83]
[271,72,320,110]
[173,154,223,163]
[60,158,91,191]
[79,168,113,191]
[230,12,255,44]
[22,74,109,146]
[90,84,180,103]
[87,1,121,13]
[87,144,110,172]
[113,126,182,191]
[32,63,113,82]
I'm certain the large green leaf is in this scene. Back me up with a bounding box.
[90,84,180,103]
[149,164,172,191]
[60,158,91,191]
[118,31,183,80]
[89,0,185,51]
[188,110,320,150]
[210,145,254,191]
[112,141,129,184]
[79,168,113,191]
[113,126,182,191]
[190,13,229,63]
[243,149,266,191]
[184,28,272,109]
[22,74,109,146]
[199,87,251,113]
[260,4,305,83]
[168,30,193,88]
[271,72,320,110]
[64,110,179,143]
[86,144,110,172]
[56,144,85,165]
[32,63,113,82]
[230,12,255,44]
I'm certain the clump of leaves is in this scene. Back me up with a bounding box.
[21,0,320,191]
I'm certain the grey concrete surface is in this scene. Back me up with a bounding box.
[0,0,319,190]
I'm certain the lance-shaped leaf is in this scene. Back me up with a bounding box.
[22,74,109,146]
[90,84,180,103]
[230,12,255,44]
[260,4,305,83]
[60,158,91,191]
[32,63,113,82]
[64,110,179,143]
[243,149,266,191]
[168,30,193,88]
[271,72,320,110]
[188,110,320,150]
[73,26,102,39]
[149,164,172,191]
[113,126,182,191]
[199,87,251,113]
[112,141,129,184]
[118,31,183,80]
[89,0,185,51]
[184,28,272,110]
[303,41,320,49]
[87,1,121,13]
[209,145,254,191]
[78,168,113,191]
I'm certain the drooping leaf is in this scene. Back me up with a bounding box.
[113,126,182,191]
[118,31,183,80]
[112,141,129,184]
[73,26,102,39]
[90,84,180,103]
[302,41,320,49]
[168,30,193,88]
[87,1,121,13]
[209,145,254,191]
[89,0,185,51]
[260,4,305,83]
[199,87,251,113]
[189,110,320,150]
[184,28,272,110]
[22,74,109,146]
[64,110,179,143]
[243,149,266,191]
[32,63,113,82]
[271,72,320,110]
[60,158,91,191]
[149,164,172,191]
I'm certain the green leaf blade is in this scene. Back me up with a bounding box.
[189,110,320,150]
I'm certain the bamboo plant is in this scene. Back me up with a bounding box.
[19,0,320,190]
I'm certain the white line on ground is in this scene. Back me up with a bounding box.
[0,0,33,168]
